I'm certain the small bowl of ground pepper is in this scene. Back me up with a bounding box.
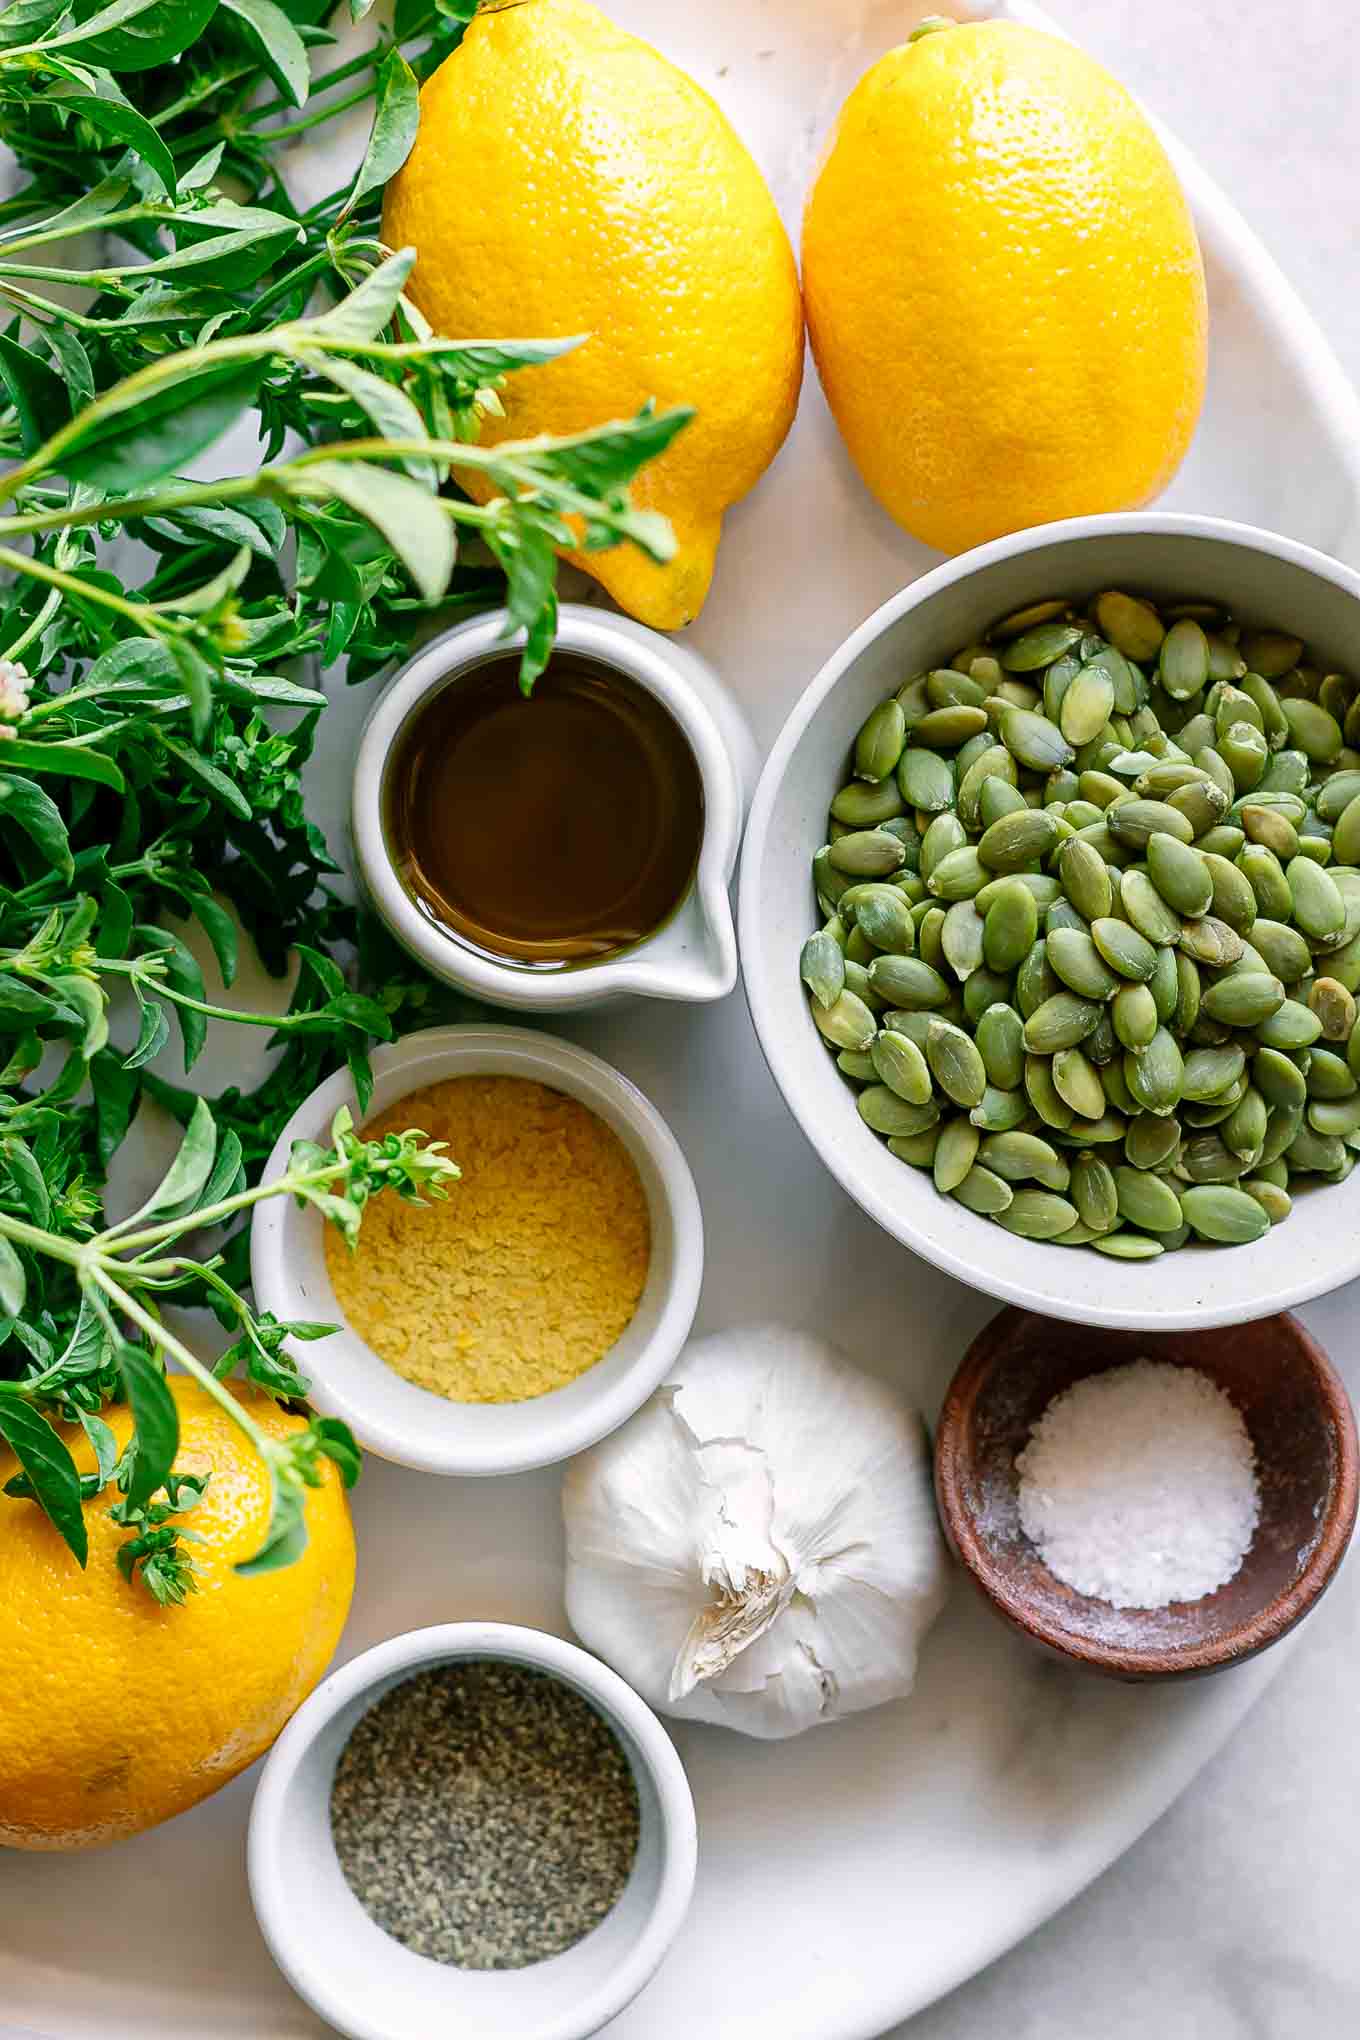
[247,1620,698,2040]
[250,1025,704,1476]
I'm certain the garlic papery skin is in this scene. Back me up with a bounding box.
[562,1325,950,1740]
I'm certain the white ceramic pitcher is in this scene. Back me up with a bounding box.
[351,604,757,1012]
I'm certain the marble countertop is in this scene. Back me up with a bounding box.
[891,6,1360,2035]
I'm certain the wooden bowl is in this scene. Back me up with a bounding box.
[934,1307,1358,1680]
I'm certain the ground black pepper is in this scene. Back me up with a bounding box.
[329,1659,641,1969]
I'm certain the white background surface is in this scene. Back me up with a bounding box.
[895,10,1360,2036]
[0,6,1355,2040]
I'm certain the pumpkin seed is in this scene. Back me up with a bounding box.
[1119,870,1183,946]
[999,705,1075,772]
[932,1115,980,1193]
[1240,629,1303,680]
[950,1164,1014,1215]
[871,1029,934,1104]
[926,846,988,901]
[1287,853,1346,939]
[975,806,1059,872]
[979,1130,1069,1190]
[1178,1183,1270,1243]
[1112,981,1159,1050]
[941,900,986,980]
[1241,1177,1292,1223]
[1252,1047,1308,1109]
[1124,1028,1183,1114]
[1070,1151,1119,1232]
[1023,992,1104,1054]
[1178,916,1246,968]
[831,779,906,828]
[982,879,1038,974]
[1046,927,1121,1001]
[974,772,1028,829]
[1247,916,1312,982]
[927,1018,987,1109]
[1126,1112,1182,1171]
[1052,1047,1105,1120]
[1146,834,1213,917]
[1200,851,1258,933]
[859,1085,940,1138]
[828,829,908,877]
[1112,1165,1184,1232]
[994,1188,1079,1239]
[1309,976,1357,1041]
[1254,998,1322,1050]
[1159,618,1210,700]
[1094,591,1165,662]
[1308,1094,1360,1137]
[842,882,916,954]
[1240,804,1299,859]
[1224,1087,1269,1157]
[913,705,990,750]
[1091,1232,1164,1260]
[1025,1053,1075,1131]
[1107,798,1196,849]
[1180,1132,1249,1183]
[800,930,846,1009]
[1091,916,1158,980]
[897,748,955,813]
[1200,973,1286,1026]
[1000,621,1084,671]
[836,1050,876,1082]
[812,990,877,1051]
[974,1004,1026,1092]
[1304,1046,1356,1100]
[887,1128,941,1167]
[867,954,951,1010]
[1288,1124,1346,1173]
[1180,1044,1247,1101]
[1281,697,1343,763]
[969,1084,1032,1133]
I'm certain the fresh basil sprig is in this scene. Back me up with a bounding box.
[0,0,690,1591]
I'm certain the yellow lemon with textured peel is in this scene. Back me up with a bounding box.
[383,0,804,629]
[802,20,1207,555]
[0,1379,355,1849]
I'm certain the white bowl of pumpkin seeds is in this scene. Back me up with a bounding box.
[741,513,1360,1330]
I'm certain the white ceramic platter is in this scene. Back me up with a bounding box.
[4,1,1360,2036]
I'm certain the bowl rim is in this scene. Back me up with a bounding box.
[248,1024,704,1476]
[739,509,1360,1330]
[932,1305,1360,1678]
[247,1620,699,2040]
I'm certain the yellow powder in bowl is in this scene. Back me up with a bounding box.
[324,1074,651,1404]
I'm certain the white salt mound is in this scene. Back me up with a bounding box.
[1016,1359,1260,1610]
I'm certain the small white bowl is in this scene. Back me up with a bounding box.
[741,512,1360,1332]
[352,605,758,1013]
[249,1025,703,1474]
[248,1621,698,2040]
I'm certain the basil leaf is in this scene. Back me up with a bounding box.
[55,90,178,197]
[185,891,239,988]
[80,1409,120,1487]
[344,47,418,215]
[0,334,71,454]
[0,1233,25,1318]
[116,1345,178,1514]
[4,1136,50,1226]
[298,248,415,345]
[194,1127,244,1212]
[0,1395,86,1565]
[135,1094,217,1222]
[58,0,220,72]
[124,997,169,1070]
[57,359,268,489]
[0,772,73,880]
[295,460,454,604]
[0,738,125,794]
[221,0,311,110]
[90,1047,140,1167]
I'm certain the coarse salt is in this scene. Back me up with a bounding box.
[1016,1359,1260,1610]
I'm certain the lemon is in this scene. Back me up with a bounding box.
[382,0,804,629]
[802,21,1207,555]
[0,1379,355,1849]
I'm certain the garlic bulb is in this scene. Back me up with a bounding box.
[562,1325,950,1740]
